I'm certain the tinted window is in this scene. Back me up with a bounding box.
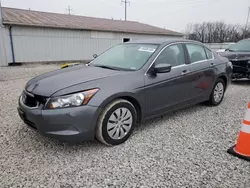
[155,44,185,67]
[205,48,213,59]
[228,40,250,52]
[186,44,207,63]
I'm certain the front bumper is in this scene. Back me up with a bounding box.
[231,60,250,78]
[18,97,101,143]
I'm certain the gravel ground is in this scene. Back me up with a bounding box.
[0,65,250,188]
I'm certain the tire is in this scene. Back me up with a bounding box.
[96,99,137,146]
[207,78,225,106]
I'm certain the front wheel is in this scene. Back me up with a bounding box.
[96,99,137,146]
[207,78,225,106]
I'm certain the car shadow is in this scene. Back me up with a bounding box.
[15,103,209,152]
[134,103,206,131]
[232,79,250,85]
[16,126,105,151]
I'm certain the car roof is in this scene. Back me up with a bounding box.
[127,39,203,45]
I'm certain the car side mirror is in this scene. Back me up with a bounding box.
[93,54,98,59]
[154,64,172,73]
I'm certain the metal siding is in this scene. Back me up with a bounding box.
[12,26,92,62]
[9,26,183,63]
[91,31,114,39]
[3,27,12,63]
[0,4,8,66]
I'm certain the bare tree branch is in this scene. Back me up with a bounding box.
[185,21,247,43]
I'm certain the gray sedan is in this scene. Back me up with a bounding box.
[18,39,232,146]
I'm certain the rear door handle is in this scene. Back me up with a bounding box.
[210,62,215,67]
[181,70,190,76]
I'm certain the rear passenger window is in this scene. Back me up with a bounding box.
[186,44,207,63]
[205,48,213,60]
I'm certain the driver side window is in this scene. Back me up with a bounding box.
[155,44,185,67]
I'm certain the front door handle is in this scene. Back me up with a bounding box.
[181,70,190,76]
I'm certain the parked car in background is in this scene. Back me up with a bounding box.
[215,43,235,53]
[219,39,250,79]
[18,39,232,146]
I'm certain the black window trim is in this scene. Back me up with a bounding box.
[145,41,215,75]
[204,47,214,60]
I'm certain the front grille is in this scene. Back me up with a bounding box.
[22,91,47,108]
[231,60,249,68]
[34,95,47,105]
[23,94,37,107]
[231,60,249,73]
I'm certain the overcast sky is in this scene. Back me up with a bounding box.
[1,0,250,32]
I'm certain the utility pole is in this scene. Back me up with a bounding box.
[244,2,250,38]
[121,0,130,21]
[66,5,73,15]
[0,0,3,23]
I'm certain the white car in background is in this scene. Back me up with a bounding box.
[217,49,226,53]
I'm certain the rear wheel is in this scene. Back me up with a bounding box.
[207,78,225,106]
[96,99,137,146]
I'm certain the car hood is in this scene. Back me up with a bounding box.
[25,65,121,97]
[220,51,250,61]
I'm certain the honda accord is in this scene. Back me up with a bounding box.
[18,39,232,146]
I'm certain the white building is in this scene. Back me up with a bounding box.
[0,6,183,66]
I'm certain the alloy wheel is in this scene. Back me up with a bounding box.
[213,82,224,103]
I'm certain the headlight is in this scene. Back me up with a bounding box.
[45,88,99,109]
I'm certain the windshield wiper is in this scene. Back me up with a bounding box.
[93,65,121,71]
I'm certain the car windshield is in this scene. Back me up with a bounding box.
[91,43,159,71]
[228,40,250,52]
